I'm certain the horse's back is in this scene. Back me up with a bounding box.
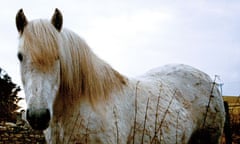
[142,64,225,143]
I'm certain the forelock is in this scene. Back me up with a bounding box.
[21,20,60,71]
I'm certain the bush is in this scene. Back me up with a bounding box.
[0,68,22,122]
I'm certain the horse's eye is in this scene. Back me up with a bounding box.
[17,52,23,62]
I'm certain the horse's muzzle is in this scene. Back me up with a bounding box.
[26,108,50,130]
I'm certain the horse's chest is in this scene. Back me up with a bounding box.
[48,112,116,144]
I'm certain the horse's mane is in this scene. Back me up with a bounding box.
[21,19,127,106]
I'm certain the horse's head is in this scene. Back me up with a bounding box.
[16,9,63,130]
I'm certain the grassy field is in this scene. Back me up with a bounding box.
[223,96,240,126]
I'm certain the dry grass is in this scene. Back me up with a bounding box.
[222,96,240,144]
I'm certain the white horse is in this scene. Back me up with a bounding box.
[16,9,225,144]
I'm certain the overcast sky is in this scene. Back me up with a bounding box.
[0,0,239,97]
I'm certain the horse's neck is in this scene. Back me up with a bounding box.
[59,30,128,108]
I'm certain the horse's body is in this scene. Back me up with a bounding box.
[16,9,225,144]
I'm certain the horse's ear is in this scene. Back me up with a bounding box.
[16,9,28,34]
[51,8,63,32]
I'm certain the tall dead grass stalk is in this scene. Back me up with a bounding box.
[132,81,140,144]
[176,110,180,144]
[141,97,150,143]
[151,90,176,144]
[202,75,217,129]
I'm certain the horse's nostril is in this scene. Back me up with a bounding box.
[26,108,51,130]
